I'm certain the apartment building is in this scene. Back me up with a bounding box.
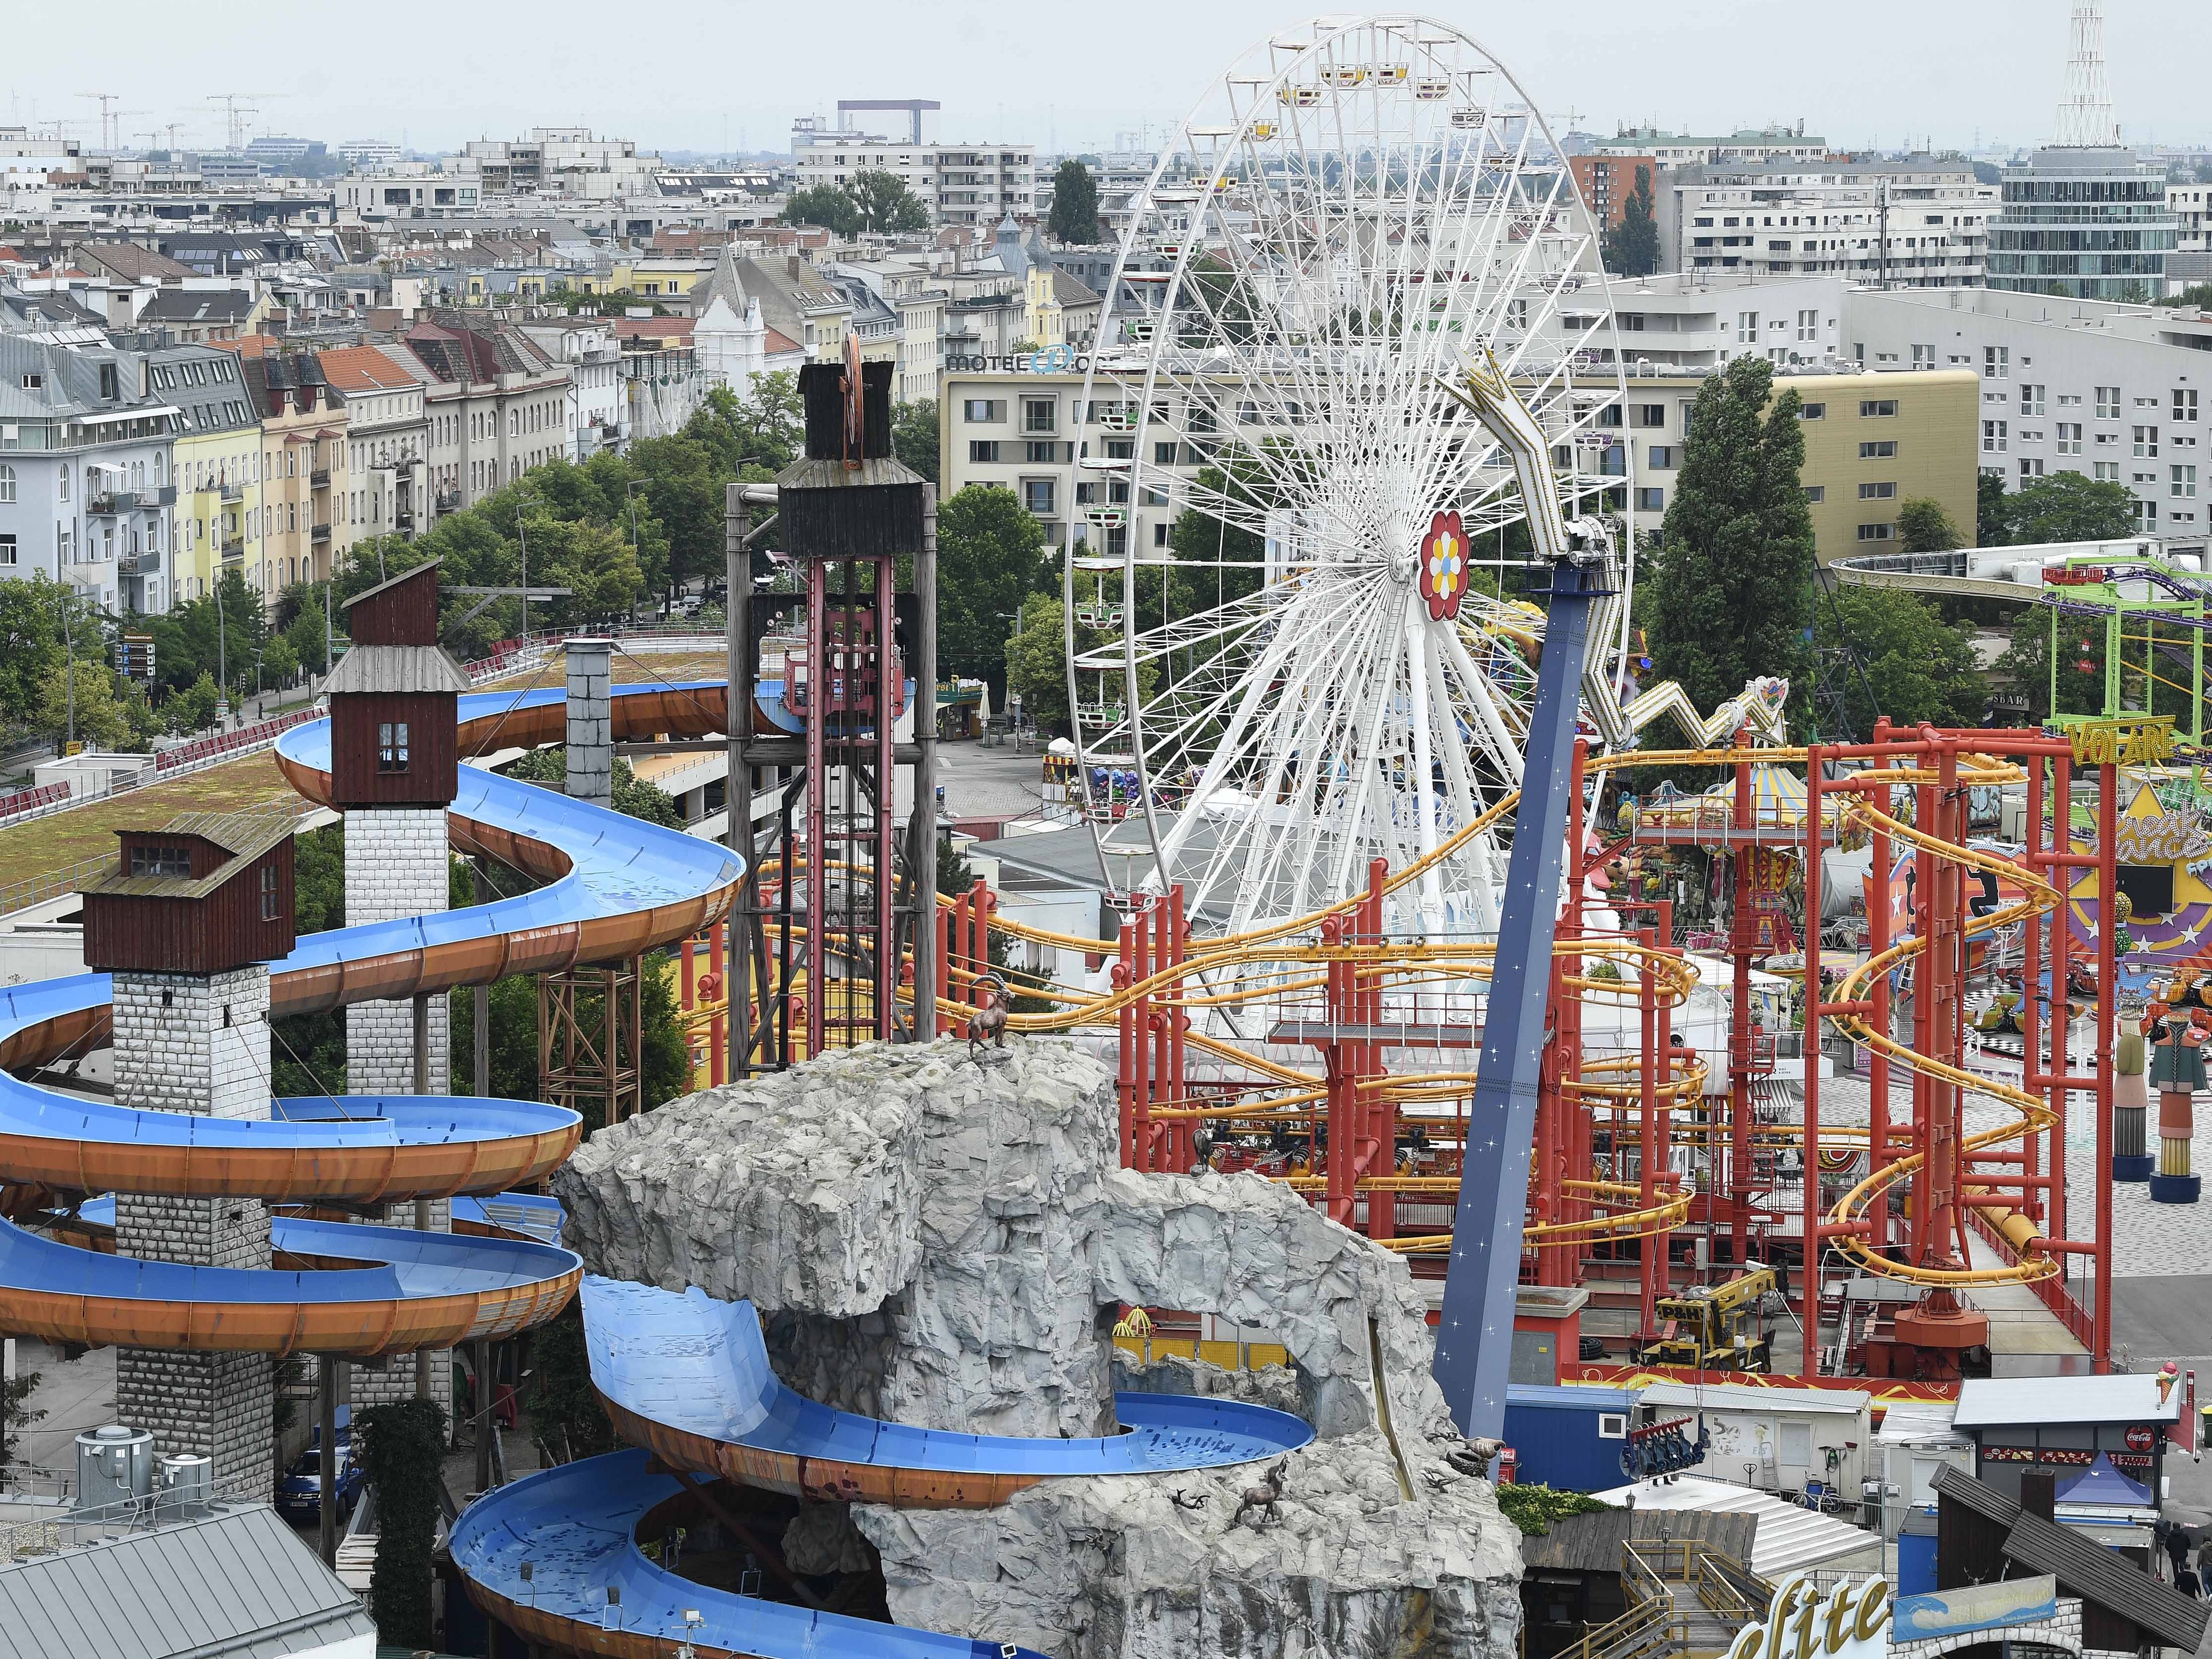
[1570,153,1660,228]
[512,315,626,459]
[1660,160,1996,286]
[378,318,572,518]
[795,138,1035,228]
[1845,286,2212,535]
[0,333,178,613]
[320,346,428,542]
[235,350,353,602]
[829,261,948,405]
[158,345,260,604]
[2166,181,2209,253]
[1586,125,1831,167]
[1613,369,1978,560]
[1987,148,2177,301]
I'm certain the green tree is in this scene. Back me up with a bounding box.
[2159,283,2212,310]
[1047,159,1102,244]
[165,672,221,738]
[355,1398,448,1648]
[780,182,861,237]
[1895,496,1964,553]
[1005,593,1073,731]
[524,1307,619,1461]
[1815,586,1986,738]
[1600,165,1659,278]
[1999,471,2138,546]
[262,635,299,687]
[0,575,76,740]
[844,169,931,235]
[892,399,940,484]
[32,657,130,750]
[1976,470,2011,548]
[937,484,1048,683]
[1645,357,1816,715]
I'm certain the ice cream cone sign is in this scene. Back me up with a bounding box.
[1419,509,1468,621]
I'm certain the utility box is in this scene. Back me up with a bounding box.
[75,1423,154,1514]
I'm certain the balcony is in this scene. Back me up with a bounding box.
[85,485,178,515]
[219,482,242,502]
[394,509,414,531]
[310,468,330,489]
[221,537,244,561]
[310,522,331,544]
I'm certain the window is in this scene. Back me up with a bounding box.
[57,466,66,502]
[1595,404,1624,429]
[2097,386,2121,420]
[1737,311,1759,345]
[1634,487,1664,512]
[1024,441,1058,463]
[0,534,13,566]
[1857,522,1894,541]
[377,721,411,772]
[1021,397,1056,434]
[2019,457,2045,479]
[1629,404,1665,429]
[1799,403,1826,421]
[260,863,281,921]
[98,362,119,399]
[2176,466,2200,500]
[1598,1413,1628,1440]
[1804,486,1825,504]
[1859,441,1898,459]
[968,440,1001,463]
[0,464,11,504]
[1153,521,1171,548]
[1983,345,2009,380]
[1779,1422,1813,1471]
[1860,400,1897,418]
[1983,420,2009,453]
[2020,385,2046,415]
[2137,499,2160,530]
[2180,390,2202,425]
[1912,344,1936,369]
[2056,423,2084,455]
[129,844,191,878]
[1022,479,1055,515]
[962,399,1003,423]
[1859,481,1897,500]
[2135,426,2160,458]
[1648,446,1676,470]
[1104,438,1135,460]
[2095,461,2121,482]
[1797,309,1819,343]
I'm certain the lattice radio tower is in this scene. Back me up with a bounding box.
[2054,3,2120,147]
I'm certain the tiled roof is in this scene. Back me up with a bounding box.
[317,344,419,393]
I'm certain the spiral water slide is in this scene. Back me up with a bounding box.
[0,682,1306,1658]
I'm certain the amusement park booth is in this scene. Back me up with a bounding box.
[1953,1374,2182,1506]
[1634,1379,1873,1505]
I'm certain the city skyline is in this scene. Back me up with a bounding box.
[4,0,2210,159]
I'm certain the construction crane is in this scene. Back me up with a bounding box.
[206,92,282,153]
[76,93,120,152]
[1637,1266,1779,1373]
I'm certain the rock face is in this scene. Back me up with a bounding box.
[856,1431,1523,1659]
[556,1036,1523,1657]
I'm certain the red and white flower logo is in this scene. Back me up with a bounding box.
[1418,509,1467,621]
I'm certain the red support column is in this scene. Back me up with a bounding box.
[1151,895,1174,1171]
[2023,752,2045,1222]
[2095,753,2116,1369]
[1730,734,1754,1264]
[1867,728,1895,1258]
[1803,745,1824,1374]
[1114,924,1135,1168]
[1638,924,1661,1342]
[1364,858,1394,1243]
[1169,885,1189,1171]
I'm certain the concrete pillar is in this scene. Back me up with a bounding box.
[341,805,452,1421]
[566,637,613,807]
[111,964,276,1491]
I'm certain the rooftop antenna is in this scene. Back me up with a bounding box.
[2054,3,2119,148]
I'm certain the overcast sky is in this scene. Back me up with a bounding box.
[5,2,2207,158]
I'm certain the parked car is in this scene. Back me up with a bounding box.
[276,1440,362,1524]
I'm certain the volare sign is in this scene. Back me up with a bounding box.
[2068,717,2177,767]
[1721,1575,1889,1659]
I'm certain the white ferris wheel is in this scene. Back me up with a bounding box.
[1065,14,1634,943]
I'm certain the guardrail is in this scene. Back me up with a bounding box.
[1,1484,272,1563]
[0,783,69,829]
[152,707,319,778]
